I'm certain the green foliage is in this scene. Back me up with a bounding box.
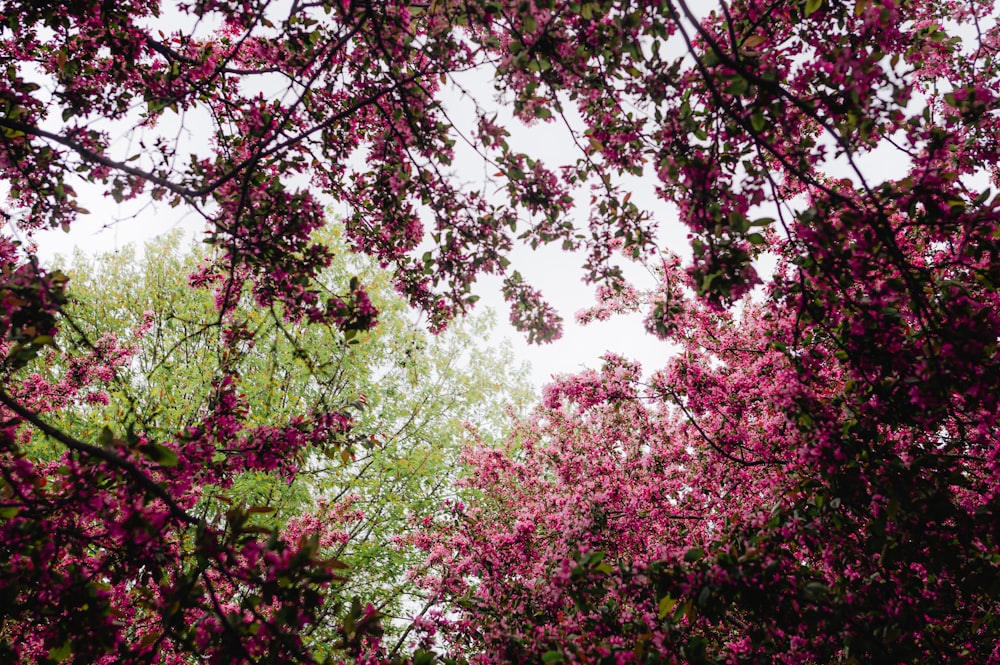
[42,224,533,636]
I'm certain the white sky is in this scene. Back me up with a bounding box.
[28,210,681,393]
[21,55,689,393]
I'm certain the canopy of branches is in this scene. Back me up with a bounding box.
[1,1,998,663]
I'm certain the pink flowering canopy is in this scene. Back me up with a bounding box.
[2,0,1000,663]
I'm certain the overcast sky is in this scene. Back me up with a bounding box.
[18,52,695,393]
[27,175,683,394]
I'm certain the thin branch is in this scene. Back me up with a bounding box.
[0,387,199,525]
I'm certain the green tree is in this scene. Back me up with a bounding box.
[40,225,532,649]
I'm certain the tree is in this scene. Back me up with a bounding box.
[3,226,530,662]
[2,0,1000,663]
[421,263,1000,662]
[413,351,721,664]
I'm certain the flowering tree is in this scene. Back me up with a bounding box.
[421,270,1000,662]
[410,0,1000,661]
[2,0,1000,663]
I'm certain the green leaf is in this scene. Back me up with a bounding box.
[542,651,564,663]
[725,77,749,96]
[685,635,707,659]
[699,271,718,294]
[48,641,72,662]
[413,650,436,665]
[804,0,823,16]
[658,594,677,619]
[139,442,179,467]
[683,547,705,563]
